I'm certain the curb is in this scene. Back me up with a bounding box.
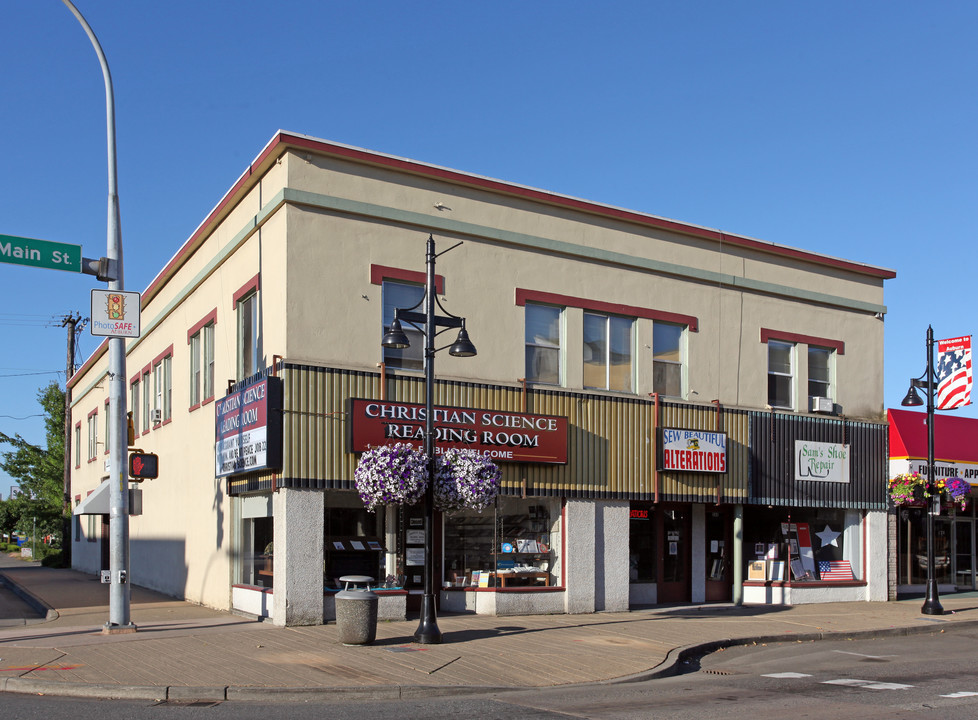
[4,619,976,703]
[0,572,59,623]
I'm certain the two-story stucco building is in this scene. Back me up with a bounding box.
[69,131,894,625]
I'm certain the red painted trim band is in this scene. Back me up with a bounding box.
[760,328,845,355]
[516,288,699,332]
[152,344,175,367]
[370,264,445,294]
[233,274,261,309]
[187,308,218,343]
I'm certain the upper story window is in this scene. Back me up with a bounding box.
[525,303,562,385]
[584,312,634,392]
[104,400,110,454]
[130,378,140,440]
[87,411,98,461]
[153,352,172,424]
[653,322,685,398]
[189,311,217,408]
[237,291,259,380]
[74,423,81,468]
[808,346,833,401]
[767,340,795,409]
[762,329,844,412]
[141,368,150,434]
[382,280,425,371]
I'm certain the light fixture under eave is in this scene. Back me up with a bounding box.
[381,318,411,349]
[901,383,924,407]
[448,326,477,357]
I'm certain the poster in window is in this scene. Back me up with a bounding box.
[406,548,425,566]
[748,561,766,580]
[406,530,425,545]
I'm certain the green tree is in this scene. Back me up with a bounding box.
[0,381,66,542]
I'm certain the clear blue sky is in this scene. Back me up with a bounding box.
[1,2,976,495]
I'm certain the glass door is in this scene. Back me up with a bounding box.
[956,519,974,590]
[657,505,690,603]
[705,508,732,602]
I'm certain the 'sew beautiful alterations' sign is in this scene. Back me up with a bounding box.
[658,428,727,473]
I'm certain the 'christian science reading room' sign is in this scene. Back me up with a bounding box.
[215,376,283,477]
[658,428,727,473]
[350,399,568,464]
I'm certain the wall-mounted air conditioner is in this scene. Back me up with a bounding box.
[152,409,163,423]
[810,396,834,414]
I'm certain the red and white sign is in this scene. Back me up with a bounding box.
[349,399,568,464]
[659,428,727,473]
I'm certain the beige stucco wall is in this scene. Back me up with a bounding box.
[279,149,884,419]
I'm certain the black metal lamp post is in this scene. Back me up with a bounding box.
[381,234,476,644]
[900,325,944,616]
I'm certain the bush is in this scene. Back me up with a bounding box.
[40,550,63,567]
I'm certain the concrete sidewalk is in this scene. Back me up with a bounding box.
[2,554,977,703]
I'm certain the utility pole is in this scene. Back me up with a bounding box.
[61,313,85,567]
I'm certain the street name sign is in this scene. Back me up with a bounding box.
[0,233,82,273]
[91,289,141,338]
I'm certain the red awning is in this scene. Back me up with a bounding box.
[888,408,978,464]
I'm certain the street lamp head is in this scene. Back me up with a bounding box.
[381,318,411,349]
[901,382,924,407]
[448,325,477,357]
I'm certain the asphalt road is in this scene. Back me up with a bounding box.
[2,630,976,719]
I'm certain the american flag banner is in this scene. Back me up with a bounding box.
[818,560,853,581]
[937,336,973,410]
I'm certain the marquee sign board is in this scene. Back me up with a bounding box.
[349,399,568,464]
[215,375,283,477]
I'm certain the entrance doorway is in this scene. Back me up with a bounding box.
[704,508,733,602]
[657,505,691,603]
[955,518,974,590]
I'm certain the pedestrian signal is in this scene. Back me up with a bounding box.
[129,452,159,481]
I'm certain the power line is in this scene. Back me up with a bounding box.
[0,370,63,379]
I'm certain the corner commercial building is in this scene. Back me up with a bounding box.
[69,131,894,625]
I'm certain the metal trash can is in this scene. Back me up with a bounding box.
[335,575,378,646]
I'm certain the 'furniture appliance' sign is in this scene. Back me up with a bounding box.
[349,399,568,464]
[658,428,727,473]
[215,375,283,477]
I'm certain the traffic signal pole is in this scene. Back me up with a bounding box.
[61,0,133,633]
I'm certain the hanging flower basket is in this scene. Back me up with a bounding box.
[354,443,428,512]
[888,471,931,508]
[433,448,501,514]
[889,472,972,510]
[940,476,971,510]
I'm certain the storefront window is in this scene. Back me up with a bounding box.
[896,507,953,586]
[325,492,385,589]
[235,493,274,589]
[628,503,656,583]
[743,506,862,582]
[443,496,560,588]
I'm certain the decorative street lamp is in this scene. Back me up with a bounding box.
[381,234,476,644]
[900,325,944,616]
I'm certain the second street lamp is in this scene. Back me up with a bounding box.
[900,325,944,616]
[381,234,477,644]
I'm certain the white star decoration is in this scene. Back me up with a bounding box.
[816,524,840,548]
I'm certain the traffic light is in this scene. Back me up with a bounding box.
[128,452,159,481]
